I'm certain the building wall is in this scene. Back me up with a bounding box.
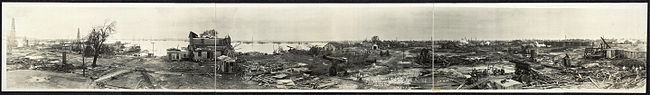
[615,50,646,59]
[187,36,233,61]
[168,53,181,61]
[193,51,210,61]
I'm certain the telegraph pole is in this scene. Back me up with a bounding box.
[151,42,155,56]
[82,40,86,76]
[214,29,219,73]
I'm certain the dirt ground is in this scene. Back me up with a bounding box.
[5,70,92,89]
[5,47,267,89]
[5,46,431,90]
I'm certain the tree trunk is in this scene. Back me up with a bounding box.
[92,54,98,68]
[91,44,102,68]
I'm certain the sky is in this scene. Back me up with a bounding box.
[434,3,647,40]
[2,4,433,41]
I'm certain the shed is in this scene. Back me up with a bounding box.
[166,48,186,61]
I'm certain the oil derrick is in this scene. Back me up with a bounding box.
[8,18,17,52]
[76,28,81,50]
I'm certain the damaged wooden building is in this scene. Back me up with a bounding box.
[166,31,234,62]
[187,31,234,62]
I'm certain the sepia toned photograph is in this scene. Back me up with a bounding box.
[3,2,648,93]
[433,3,646,92]
[1,3,433,91]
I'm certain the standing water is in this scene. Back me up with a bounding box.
[112,40,326,56]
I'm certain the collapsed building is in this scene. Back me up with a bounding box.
[166,31,234,62]
[187,32,234,62]
[584,37,646,59]
[166,31,236,73]
[434,37,647,90]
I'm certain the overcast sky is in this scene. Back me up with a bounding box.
[2,4,433,41]
[434,3,647,40]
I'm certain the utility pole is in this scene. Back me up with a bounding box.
[213,4,218,89]
[79,28,86,76]
[151,42,155,56]
[214,30,219,73]
[82,42,86,76]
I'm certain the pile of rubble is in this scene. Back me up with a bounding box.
[244,60,333,89]
[7,52,73,72]
[238,53,347,89]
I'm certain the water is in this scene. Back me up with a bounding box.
[112,40,326,56]
[120,41,188,56]
[236,43,327,54]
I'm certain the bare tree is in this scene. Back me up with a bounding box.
[85,20,117,68]
[371,36,381,43]
[200,29,218,38]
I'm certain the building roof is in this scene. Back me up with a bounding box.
[166,48,181,51]
[190,38,229,46]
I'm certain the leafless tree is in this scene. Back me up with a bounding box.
[200,29,218,38]
[371,36,381,43]
[85,20,117,68]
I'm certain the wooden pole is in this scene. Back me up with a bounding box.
[62,52,67,64]
[82,45,86,76]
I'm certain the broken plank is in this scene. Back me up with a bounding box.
[94,69,133,82]
[588,77,601,88]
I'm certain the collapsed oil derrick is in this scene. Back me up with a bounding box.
[584,37,615,59]
[510,59,552,85]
